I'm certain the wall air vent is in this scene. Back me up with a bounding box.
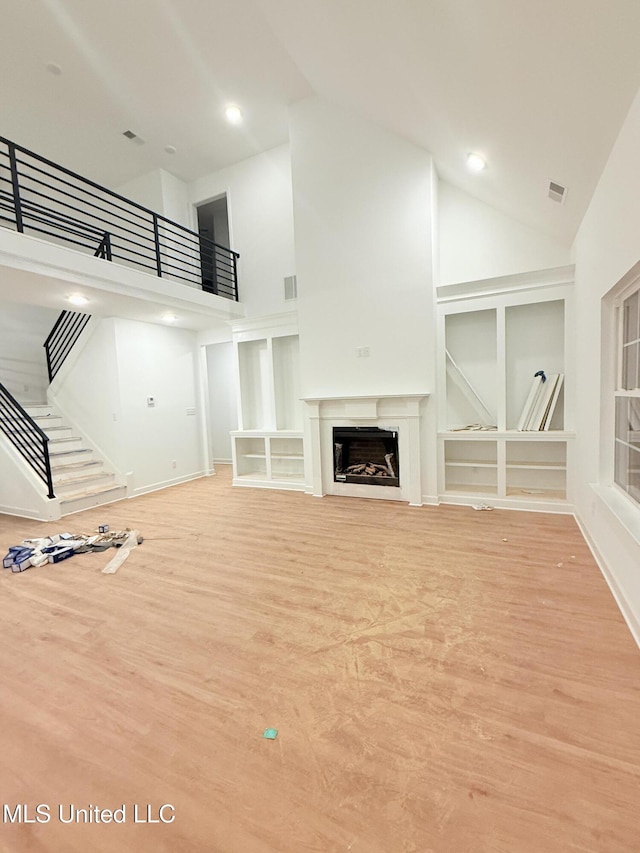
[284,275,297,301]
[122,130,146,146]
[548,181,567,204]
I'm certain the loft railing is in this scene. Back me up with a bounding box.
[0,382,55,499]
[44,310,91,382]
[0,135,240,301]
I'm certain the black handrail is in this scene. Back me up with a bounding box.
[0,135,240,301]
[44,310,92,382]
[0,382,55,499]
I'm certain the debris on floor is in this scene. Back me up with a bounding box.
[102,529,141,575]
[472,503,494,511]
[2,526,142,574]
[262,728,278,740]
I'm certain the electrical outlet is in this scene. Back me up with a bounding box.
[356,346,370,358]
[172,460,177,469]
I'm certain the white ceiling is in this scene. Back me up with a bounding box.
[3,0,640,247]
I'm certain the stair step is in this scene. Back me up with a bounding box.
[34,418,66,431]
[59,484,127,516]
[53,465,106,485]
[31,412,64,425]
[24,405,54,418]
[48,436,84,452]
[54,472,115,496]
[51,459,104,476]
[42,426,74,439]
[50,448,93,465]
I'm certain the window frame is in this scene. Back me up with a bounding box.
[614,278,640,506]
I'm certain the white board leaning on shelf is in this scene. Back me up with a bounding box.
[517,372,564,431]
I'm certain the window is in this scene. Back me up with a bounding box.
[615,286,640,504]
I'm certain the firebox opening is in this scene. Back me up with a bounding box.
[333,426,399,487]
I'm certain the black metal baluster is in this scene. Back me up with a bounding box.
[42,436,55,499]
[153,214,162,276]
[8,142,24,232]
[232,251,239,301]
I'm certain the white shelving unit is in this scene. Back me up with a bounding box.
[437,266,575,511]
[231,431,305,489]
[230,313,305,491]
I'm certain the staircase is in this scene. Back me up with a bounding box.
[24,402,126,515]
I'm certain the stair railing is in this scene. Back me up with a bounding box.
[44,310,92,383]
[0,135,240,300]
[0,382,55,499]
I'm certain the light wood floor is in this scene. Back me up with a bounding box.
[1,466,639,853]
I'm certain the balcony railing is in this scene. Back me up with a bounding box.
[0,135,240,301]
[44,310,91,383]
[0,382,54,499]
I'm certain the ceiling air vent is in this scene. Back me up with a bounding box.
[284,275,297,301]
[122,130,146,146]
[548,181,567,204]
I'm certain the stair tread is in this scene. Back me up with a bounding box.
[59,484,126,503]
[50,448,91,458]
[54,471,112,485]
[51,460,102,472]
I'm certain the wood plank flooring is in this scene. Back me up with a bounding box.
[1,466,639,852]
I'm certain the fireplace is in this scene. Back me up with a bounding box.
[303,393,429,505]
[333,426,399,487]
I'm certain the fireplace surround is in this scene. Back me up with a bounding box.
[303,394,429,505]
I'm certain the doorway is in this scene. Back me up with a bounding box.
[196,195,230,294]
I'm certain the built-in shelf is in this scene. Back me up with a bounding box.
[231,431,305,490]
[230,314,306,492]
[437,269,575,510]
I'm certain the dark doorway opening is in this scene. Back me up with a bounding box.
[196,196,230,294]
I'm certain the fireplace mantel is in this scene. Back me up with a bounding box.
[303,393,429,505]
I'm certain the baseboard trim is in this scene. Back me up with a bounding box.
[574,511,640,652]
[0,502,60,522]
[131,471,206,498]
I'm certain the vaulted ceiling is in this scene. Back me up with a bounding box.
[3,0,640,245]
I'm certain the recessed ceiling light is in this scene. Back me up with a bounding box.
[67,294,89,306]
[45,62,62,76]
[164,144,177,155]
[467,152,487,173]
[225,104,243,125]
[163,313,178,323]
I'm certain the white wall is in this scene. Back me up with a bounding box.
[0,439,59,521]
[114,168,191,228]
[572,83,640,641]
[50,318,123,465]
[438,181,571,285]
[53,317,204,495]
[114,319,202,492]
[114,170,165,215]
[160,170,192,229]
[188,145,296,317]
[205,342,237,462]
[0,301,58,402]
[290,97,435,399]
